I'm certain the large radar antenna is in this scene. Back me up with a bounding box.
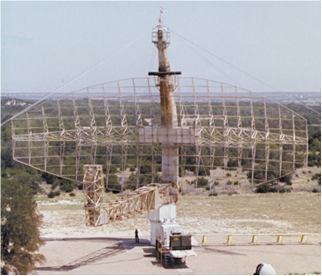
[10,16,308,226]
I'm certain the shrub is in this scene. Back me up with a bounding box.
[126,173,139,190]
[198,167,210,176]
[226,173,231,177]
[107,174,120,192]
[233,181,239,186]
[226,180,232,185]
[279,188,286,193]
[279,175,292,185]
[255,183,278,193]
[311,173,321,181]
[139,162,152,174]
[308,152,320,167]
[47,191,55,198]
[69,192,76,197]
[41,172,55,184]
[139,174,153,186]
[213,181,220,186]
[47,191,60,198]
[153,174,161,183]
[249,164,280,181]
[312,188,320,193]
[197,177,208,188]
[29,181,40,195]
[51,181,59,190]
[227,159,238,167]
[59,180,75,193]
[109,165,118,174]
[208,191,218,196]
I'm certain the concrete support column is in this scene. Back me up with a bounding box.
[161,144,179,183]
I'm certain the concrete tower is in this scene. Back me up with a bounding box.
[149,12,181,184]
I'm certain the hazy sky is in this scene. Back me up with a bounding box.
[1,1,321,93]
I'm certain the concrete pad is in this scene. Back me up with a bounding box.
[34,238,321,275]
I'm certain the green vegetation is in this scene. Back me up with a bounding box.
[54,178,76,193]
[279,174,292,185]
[311,173,321,186]
[1,120,45,274]
[106,174,119,192]
[47,191,61,198]
[196,177,208,188]
[1,178,45,274]
[255,183,278,193]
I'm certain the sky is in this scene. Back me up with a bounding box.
[1,1,321,94]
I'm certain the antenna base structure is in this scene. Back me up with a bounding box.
[83,165,104,226]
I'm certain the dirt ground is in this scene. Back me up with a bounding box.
[37,192,321,238]
[34,192,321,274]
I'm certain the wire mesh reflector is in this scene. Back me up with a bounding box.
[11,77,308,190]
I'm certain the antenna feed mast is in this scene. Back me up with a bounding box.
[152,8,170,48]
[149,17,181,77]
[152,25,170,49]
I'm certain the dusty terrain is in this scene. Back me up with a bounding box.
[34,190,321,274]
[37,192,320,239]
[180,166,321,195]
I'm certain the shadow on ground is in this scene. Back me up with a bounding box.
[36,238,151,272]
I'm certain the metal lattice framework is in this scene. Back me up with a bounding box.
[83,164,104,226]
[83,164,176,226]
[103,183,175,223]
[11,76,308,189]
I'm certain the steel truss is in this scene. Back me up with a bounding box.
[83,163,176,226]
[83,164,104,226]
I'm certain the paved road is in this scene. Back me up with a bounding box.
[35,237,321,275]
